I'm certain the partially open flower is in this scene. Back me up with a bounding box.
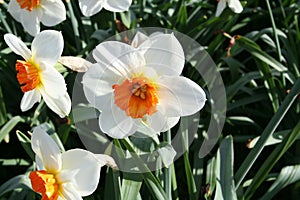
[8,0,66,36]
[216,0,243,17]
[4,30,71,118]
[83,32,206,138]
[79,0,132,17]
[29,126,103,200]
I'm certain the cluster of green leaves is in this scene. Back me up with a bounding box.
[0,0,300,199]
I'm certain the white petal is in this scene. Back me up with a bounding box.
[58,149,101,196]
[59,183,83,200]
[31,126,62,173]
[228,0,243,13]
[79,0,104,17]
[7,0,22,22]
[40,0,66,26]
[161,116,180,132]
[93,41,145,75]
[40,64,67,98]
[157,76,206,117]
[32,30,63,66]
[142,33,185,76]
[20,89,41,111]
[131,32,149,48]
[39,87,71,118]
[4,33,31,61]
[99,100,137,138]
[59,56,92,72]
[104,0,132,12]
[147,110,180,133]
[82,63,122,109]
[20,10,40,36]
[216,0,227,17]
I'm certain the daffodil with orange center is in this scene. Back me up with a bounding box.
[29,126,106,200]
[8,0,66,36]
[83,32,206,138]
[4,30,71,118]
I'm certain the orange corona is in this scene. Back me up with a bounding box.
[16,0,40,11]
[113,77,158,118]
[16,60,40,92]
[29,170,59,200]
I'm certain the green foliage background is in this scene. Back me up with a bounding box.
[0,0,300,199]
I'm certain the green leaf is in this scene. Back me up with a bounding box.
[0,85,7,127]
[214,136,237,200]
[260,165,300,200]
[16,131,35,161]
[235,78,300,189]
[121,173,143,200]
[244,120,300,199]
[0,116,25,143]
[0,175,32,196]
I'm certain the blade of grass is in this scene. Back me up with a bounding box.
[234,77,300,189]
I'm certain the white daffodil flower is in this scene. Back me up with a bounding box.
[7,0,66,36]
[216,0,243,17]
[79,0,132,17]
[82,32,206,139]
[29,126,103,200]
[4,30,71,118]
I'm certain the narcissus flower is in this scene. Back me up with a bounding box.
[8,0,66,36]
[4,30,71,118]
[83,32,206,139]
[216,0,243,17]
[29,126,103,200]
[79,0,132,17]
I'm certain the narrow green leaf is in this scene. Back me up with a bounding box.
[214,136,237,200]
[0,85,7,127]
[121,173,143,200]
[244,120,300,199]
[0,116,25,143]
[16,131,35,161]
[260,165,300,200]
[235,78,300,189]
[0,175,32,196]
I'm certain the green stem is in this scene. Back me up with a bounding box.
[66,0,81,51]
[234,77,300,189]
[265,0,282,61]
[0,7,12,33]
[164,130,172,199]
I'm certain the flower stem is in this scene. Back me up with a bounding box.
[66,0,81,51]
[265,0,282,61]
[164,129,172,199]
[0,7,12,33]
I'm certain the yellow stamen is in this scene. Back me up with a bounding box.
[16,60,40,92]
[16,0,40,11]
[113,77,158,119]
[29,170,59,200]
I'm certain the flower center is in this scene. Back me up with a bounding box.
[16,60,40,93]
[29,170,59,200]
[112,77,159,119]
[16,0,40,11]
